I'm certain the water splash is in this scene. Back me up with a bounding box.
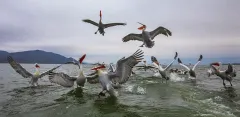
[169,73,185,82]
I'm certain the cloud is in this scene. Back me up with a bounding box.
[0,0,239,63]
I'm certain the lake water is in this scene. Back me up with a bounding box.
[1,63,240,117]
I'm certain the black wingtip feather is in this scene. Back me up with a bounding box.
[178,58,182,64]
[198,55,203,61]
[174,52,178,60]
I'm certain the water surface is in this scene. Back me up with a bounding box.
[0,63,240,117]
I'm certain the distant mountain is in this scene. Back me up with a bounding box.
[0,50,82,64]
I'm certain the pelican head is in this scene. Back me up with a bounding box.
[91,64,106,71]
[151,56,159,65]
[211,62,221,66]
[35,63,40,68]
[79,54,86,64]
[137,22,146,30]
[99,10,102,20]
[91,64,106,75]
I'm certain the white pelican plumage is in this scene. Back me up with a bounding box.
[87,49,144,97]
[177,55,203,79]
[151,52,178,82]
[122,22,172,48]
[48,54,97,88]
[7,56,62,87]
[208,62,236,87]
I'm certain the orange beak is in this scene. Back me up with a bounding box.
[138,25,146,30]
[79,54,86,64]
[91,65,105,70]
[211,62,220,66]
[100,10,102,18]
[35,64,40,68]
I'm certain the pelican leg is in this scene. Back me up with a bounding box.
[229,81,233,87]
[95,30,98,34]
[223,80,226,87]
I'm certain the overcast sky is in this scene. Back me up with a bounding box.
[0,0,239,63]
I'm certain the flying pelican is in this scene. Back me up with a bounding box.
[208,62,236,87]
[82,10,126,36]
[122,22,172,48]
[88,49,144,98]
[48,54,98,88]
[135,60,156,72]
[7,56,62,87]
[151,52,178,82]
[177,55,203,79]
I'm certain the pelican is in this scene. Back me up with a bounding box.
[87,49,144,97]
[7,56,62,87]
[82,10,126,36]
[108,63,135,76]
[48,54,98,88]
[135,60,156,72]
[208,62,236,87]
[151,52,178,82]
[177,55,203,79]
[122,22,172,48]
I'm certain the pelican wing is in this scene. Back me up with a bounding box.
[111,49,144,84]
[108,63,116,72]
[149,26,172,39]
[82,19,99,27]
[7,56,33,78]
[86,75,99,84]
[151,56,164,71]
[48,72,76,87]
[39,65,62,78]
[177,58,190,71]
[163,52,178,71]
[192,55,203,70]
[135,65,145,69]
[104,23,126,28]
[146,66,157,69]
[64,61,80,68]
[122,33,143,42]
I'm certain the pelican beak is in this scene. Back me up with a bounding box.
[79,54,86,64]
[137,22,146,30]
[35,64,40,68]
[91,65,105,71]
[211,62,220,66]
[138,25,146,30]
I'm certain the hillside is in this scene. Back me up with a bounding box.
[0,50,79,64]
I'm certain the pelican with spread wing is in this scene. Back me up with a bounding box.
[208,62,236,87]
[151,52,178,82]
[7,56,62,87]
[135,60,156,72]
[177,55,203,79]
[87,49,144,97]
[82,10,126,36]
[122,22,172,48]
[48,54,97,88]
